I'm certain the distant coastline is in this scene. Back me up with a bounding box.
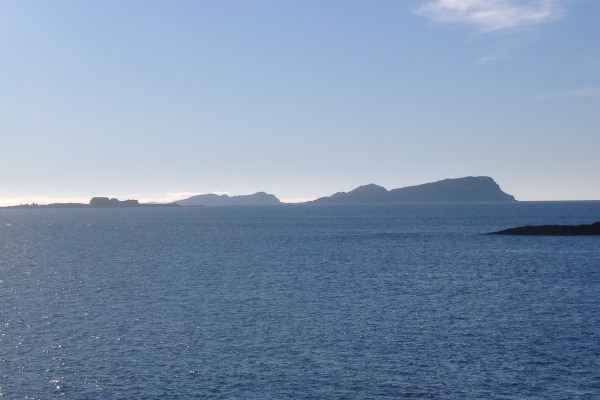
[1,176,518,208]
[2,197,179,209]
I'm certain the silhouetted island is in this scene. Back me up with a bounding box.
[487,222,600,236]
[176,192,281,206]
[4,197,178,209]
[90,197,141,207]
[309,176,516,204]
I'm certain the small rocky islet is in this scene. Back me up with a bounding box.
[487,222,600,236]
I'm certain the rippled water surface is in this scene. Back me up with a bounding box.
[1,202,599,399]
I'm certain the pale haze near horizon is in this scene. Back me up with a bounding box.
[1,0,599,206]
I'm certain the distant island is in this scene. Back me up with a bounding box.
[176,192,281,206]
[4,197,179,209]
[309,176,516,204]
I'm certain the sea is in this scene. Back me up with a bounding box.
[1,201,599,399]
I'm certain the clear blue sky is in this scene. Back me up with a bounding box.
[1,0,599,205]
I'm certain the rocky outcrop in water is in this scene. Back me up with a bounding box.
[487,222,600,236]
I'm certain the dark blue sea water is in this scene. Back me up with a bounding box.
[1,202,599,399]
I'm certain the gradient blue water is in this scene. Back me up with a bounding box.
[1,202,599,399]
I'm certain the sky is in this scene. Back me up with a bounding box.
[1,0,599,205]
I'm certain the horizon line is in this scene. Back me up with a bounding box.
[2,196,600,208]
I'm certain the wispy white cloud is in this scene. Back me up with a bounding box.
[415,0,565,32]
[564,87,600,98]
[474,33,541,64]
[476,53,508,64]
[540,86,600,99]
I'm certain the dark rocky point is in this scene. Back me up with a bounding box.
[487,222,600,236]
